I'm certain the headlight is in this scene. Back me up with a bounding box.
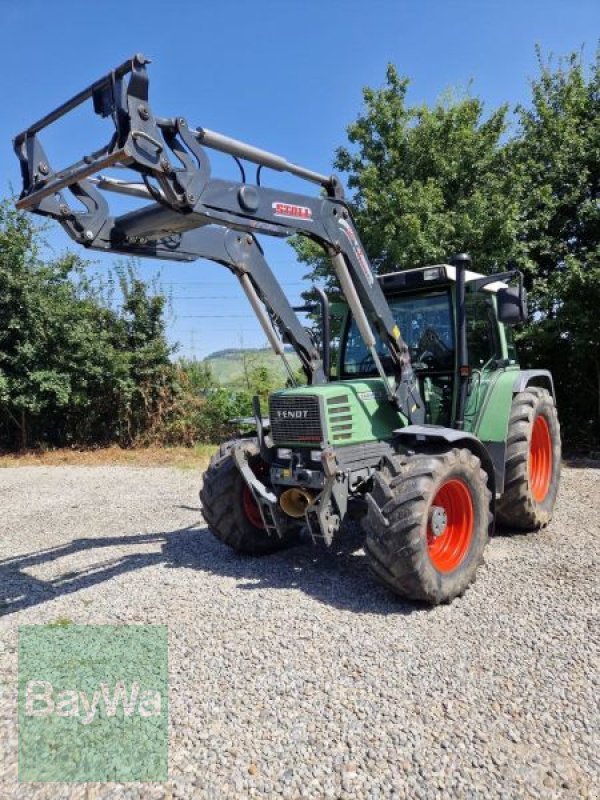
[277,448,292,460]
[310,450,322,462]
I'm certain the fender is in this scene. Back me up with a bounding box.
[393,425,497,526]
[513,369,555,400]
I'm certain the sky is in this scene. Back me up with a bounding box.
[2,0,598,359]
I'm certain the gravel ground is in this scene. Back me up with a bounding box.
[0,463,598,799]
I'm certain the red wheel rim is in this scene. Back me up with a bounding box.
[529,415,552,502]
[242,484,265,529]
[427,479,474,573]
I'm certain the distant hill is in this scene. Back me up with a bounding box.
[203,347,300,388]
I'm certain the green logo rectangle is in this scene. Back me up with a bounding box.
[18,624,168,782]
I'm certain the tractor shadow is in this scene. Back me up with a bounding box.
[564,457,600,469]
[492,523,531,539]
[163,521,419,615]
[0,519,419,618]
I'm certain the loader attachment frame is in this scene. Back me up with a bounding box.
[14,54,424,422]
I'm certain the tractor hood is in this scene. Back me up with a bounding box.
[268,379,406,448]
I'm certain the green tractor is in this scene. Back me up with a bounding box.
[13,54,561,604]
[201,260,561,604]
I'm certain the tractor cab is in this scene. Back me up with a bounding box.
[337,264,522,431]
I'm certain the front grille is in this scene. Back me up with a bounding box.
[269,394,323,444]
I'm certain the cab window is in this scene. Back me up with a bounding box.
[504,325,519,365]
[465,291,501,369]
[341,291,454,376]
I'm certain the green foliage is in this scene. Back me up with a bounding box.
[0,202,178,448]
[244,359,280,404]
[511,48,600,446]
[136,377,252,447]
[337,66,519,272]
[0,205,283,450]
[195,389,253,442]
[287,365,307,388]
[293,64,519,293]
[176,358,215,393]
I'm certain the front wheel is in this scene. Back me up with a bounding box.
[365,448,492,605]
[200,439,300,555]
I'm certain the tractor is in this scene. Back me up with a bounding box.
[14,54,561,604]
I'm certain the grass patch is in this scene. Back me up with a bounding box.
[0,444,216,470]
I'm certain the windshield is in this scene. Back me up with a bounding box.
[341,290,454,376]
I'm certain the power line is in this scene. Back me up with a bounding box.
[177,314,258,319]
[170,293,306,299]
[163,281,308,287]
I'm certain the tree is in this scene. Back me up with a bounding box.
[177,358,215,393]
[294,64,520,292]
[0,203,117,447]
[246,363,279,405]
[111,261,176,443]
[512,48,600,445]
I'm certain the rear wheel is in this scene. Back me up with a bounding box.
[496,387,561,530]
[365,448,491,605]
[200,439,300,555]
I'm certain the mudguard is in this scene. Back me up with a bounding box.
[513,369,555,400]
[393,425,497,521]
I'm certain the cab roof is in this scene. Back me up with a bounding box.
[378,264,508,294]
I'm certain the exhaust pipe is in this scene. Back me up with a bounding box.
[280,488,315,518]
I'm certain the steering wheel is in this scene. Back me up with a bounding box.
[414,327,452,368]
[419,326,450,353]
[417,349,435,365]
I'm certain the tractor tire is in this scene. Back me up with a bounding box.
[496,387,561,530]
[200,439,300,555]
[365,448,492,605]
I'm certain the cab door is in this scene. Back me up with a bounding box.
[463,290,503,432]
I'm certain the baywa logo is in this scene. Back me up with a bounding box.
[18,624,168,782]
[25,679,162,725]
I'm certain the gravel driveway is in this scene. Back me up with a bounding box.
[0,463,598,799]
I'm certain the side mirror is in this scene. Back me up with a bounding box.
[497,285,528,325]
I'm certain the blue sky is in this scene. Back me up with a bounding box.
[2,1,598,359]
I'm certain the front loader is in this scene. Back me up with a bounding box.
[14,55,561,604]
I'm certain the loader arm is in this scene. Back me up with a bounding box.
[13,53,423,421]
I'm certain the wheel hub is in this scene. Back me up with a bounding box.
[426,479,474,573]
[429,505,448,538]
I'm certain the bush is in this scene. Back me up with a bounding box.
[0,204,179,449]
